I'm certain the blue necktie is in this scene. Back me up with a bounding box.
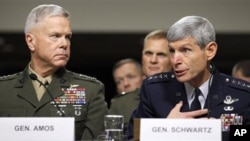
[190,88,201,111]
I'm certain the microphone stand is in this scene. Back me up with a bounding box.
[29,73,65,117]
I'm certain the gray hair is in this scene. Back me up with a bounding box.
[112,58,143,76]
[232,59,250,77]
[24,4,70,34]
[167,16,215,48]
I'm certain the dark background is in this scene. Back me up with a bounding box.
[0,32,249,107]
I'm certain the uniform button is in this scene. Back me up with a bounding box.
[171,74,175,78]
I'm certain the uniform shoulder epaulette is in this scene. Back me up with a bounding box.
[146,72,175,83]
[0,72,22,81]
[66,70,102,84]
[222,74,250,92]
[112,88,140,100]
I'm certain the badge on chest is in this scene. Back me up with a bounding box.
[50,85,87,116]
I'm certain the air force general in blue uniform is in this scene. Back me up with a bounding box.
[127,15,250,141]
[128,68,250,141]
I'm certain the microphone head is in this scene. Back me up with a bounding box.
[209,63,215,74]
[29,73,38,80]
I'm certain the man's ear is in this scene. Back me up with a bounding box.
[25,33,35,51]
[205,42,217,61]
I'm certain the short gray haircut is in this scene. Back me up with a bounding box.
[112,58,143,76]
[24,4,70,34]
[167,16,215,48]
[232,59,250,77]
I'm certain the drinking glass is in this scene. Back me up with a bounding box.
[97,134,112,141]
[113,134,128,141]
[104,115,124,140]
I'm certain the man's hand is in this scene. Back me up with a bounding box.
[167,101,208,118]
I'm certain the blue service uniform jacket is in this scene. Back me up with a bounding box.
[128,69,250,141]
[0,66,108,141]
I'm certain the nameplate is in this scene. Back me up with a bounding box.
[0,117,74,141]
[140,118,221,141]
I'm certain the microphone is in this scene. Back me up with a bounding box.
[209,63,215,74]
[206,62,217,118]
[206,71,213,119]
[29,73,65,117]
